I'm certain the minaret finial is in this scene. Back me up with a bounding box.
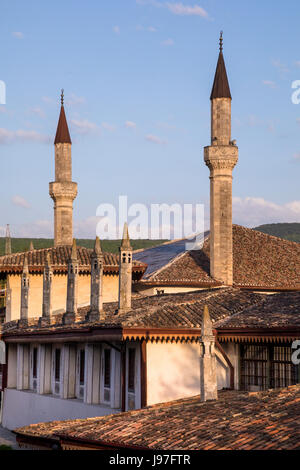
[61,88,64,106]
[219,31,223,52]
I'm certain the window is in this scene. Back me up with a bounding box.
[79,349,85,385]
[32,347,38,379]
[52,347,62,396]
[128,348,136,393]
[101,347,111,404]
[30,346,39,392]
[54,349,61,382]
[241,343,300,392]
[104,349,111,388]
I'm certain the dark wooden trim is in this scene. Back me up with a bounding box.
[215,340,234,389]
[140,339,147,408]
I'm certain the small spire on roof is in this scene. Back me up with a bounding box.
[71,238,77,260]
[29,241,34,251]
[61,88,64,106]
[202,304,213,337]
[23,254,29,274]
[94,236,102,255]
[120,222,132,250]
[45,251,51,267]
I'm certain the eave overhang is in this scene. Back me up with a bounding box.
[216,327,300,343]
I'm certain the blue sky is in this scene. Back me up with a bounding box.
[1,0,300,238]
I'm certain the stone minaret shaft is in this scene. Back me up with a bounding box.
[49,90,77,247]
[204,33,238,285]
[118,223,132,313]
[86,237,105,322]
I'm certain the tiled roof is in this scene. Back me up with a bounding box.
[0,245,146,275]
[14,385,300,450]
[2,287,266,336]
[216,291,300,330]
[141,225,300,291]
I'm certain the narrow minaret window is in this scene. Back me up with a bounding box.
[204,32,238,285]
[63,239,79,325]
[39,252,53,326]
[86,236,105,322]
[5,224,11,255]
[118,223,133,314]
[20,254,30,323]
[199,305,218,402]
[49,90,78,247]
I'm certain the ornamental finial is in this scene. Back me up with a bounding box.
[61,89,64,106]
[219,31,223,52]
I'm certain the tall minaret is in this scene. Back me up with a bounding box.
[49,90,78,247]
[204,33,238,285]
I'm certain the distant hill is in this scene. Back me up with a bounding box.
[254,223,300,242]
[0,238,167,256]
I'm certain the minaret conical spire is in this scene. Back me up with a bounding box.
[54,89,72,144]
[210,32,231,100]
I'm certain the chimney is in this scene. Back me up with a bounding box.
[199,305,218,402]
[86,237,105,322]
[117,223,132,313]
[19,254,30,326]
[62,239,78,325]
[5,224,11,255]
[5,276,12,323]
[39,252,53,326]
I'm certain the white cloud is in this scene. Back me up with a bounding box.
[113,25,120,34]
[161,38,174,46]
[12,195,31,209]
[66,94,86,106]
[125,121,137,129]
[262,80,276,89]
[30,107,46,118]
[12,31,24,39]
[166,2,208,17]
[145,134,167,145]
[272,59,289,75]
[102,122,116,132]
[70,119,101,135]
[0,128,50,144]
[293,152,300,161]
[233,197,300,227]
[42,96,55,104]
[136,25,157,32]
[294,61,300,68]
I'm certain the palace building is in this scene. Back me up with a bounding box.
[0,34,299,434]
